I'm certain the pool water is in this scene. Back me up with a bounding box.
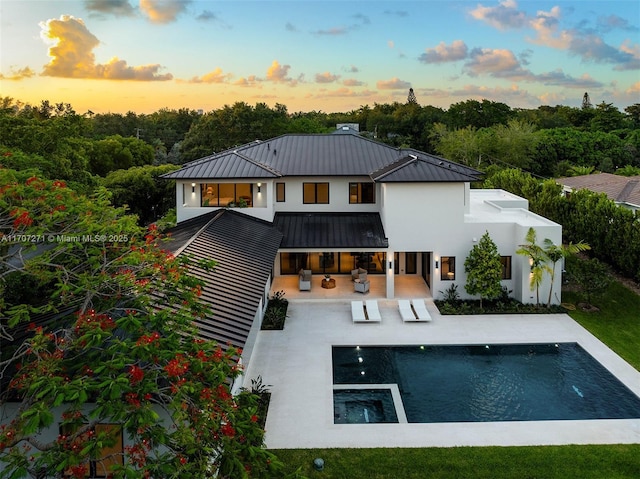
[332,343,640,423]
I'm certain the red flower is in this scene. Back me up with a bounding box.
[129,365,144,384]
[250,414,258,423]
[220,423,235,438]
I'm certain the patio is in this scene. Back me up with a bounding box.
[244,295,640,449]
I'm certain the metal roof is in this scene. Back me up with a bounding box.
[273,212,388,249]
[162,133,482,182]
[165,210,283,349]
[371,154,481,183]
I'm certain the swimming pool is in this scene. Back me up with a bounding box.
[332,343,640,424]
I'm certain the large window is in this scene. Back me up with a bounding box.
[500,256,512,280]
[276,182,286,202]
[62,424,123,477]
[303,183,329,204]
[201,183,252,207]
[349,182,375,204]
[441,256,456,281]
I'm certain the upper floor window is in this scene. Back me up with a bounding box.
[349,182,375,204]
[276,182,286,202]
[201,183,252,207]
[500,256,512,280]
[303,182,329,204]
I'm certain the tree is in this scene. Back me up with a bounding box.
[543,239,590,307]
[464,231,503,308]
[0,170,291,478]
[566,256,611,306]
[516,227,552,307]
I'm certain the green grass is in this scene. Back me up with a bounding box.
[271,280,640,478]
[273,445,640,478]
[563,280,640,370]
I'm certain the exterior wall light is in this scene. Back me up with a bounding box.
[435,260,439,269]
[388,260,393,271]
[257,182,261,193]
[191,182,196,193]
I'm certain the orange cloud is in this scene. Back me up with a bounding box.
[39,15,172,81]
[315,72,339,83]
[139,0,190,24]
[377,77,411,90]
[0,66,35,81]
[185,67,233,83]
[266,60,291,82]
[234,75,262,87]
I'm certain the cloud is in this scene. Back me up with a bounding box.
[234,75,262,87]
[344,65,359,73]
[343,78,364,87]
[139,0,190,24]
[285,22,298,32]
[196,10,217,21]
[84,0,135,17]
[315,72,339,83]
[387,40,395,49]
[314,26,348,35]
[464,48,521,77]
[185,67,232,84]
[535,71,604,89]
[617,40,640,71]
[0,66,36,81]
[419,40,468,63]
[377,77,411,90]
[352,13,370,25]
[39,15,172,81]
[597,15,639,34]
[469,0,527,30]
[314,87,377,98]
[265,60,302,86]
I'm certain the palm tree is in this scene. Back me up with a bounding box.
[516,227,551,308]
[543,239,590,307]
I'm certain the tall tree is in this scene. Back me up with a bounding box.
[464,231,503,308]
[0,170,291,478]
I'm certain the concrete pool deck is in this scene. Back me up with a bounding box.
[243,297,640,449]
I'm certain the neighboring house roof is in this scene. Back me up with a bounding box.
[274,212,388,249]
[165,210,283,349]
[557,173,640,208]
[162,133,482,182]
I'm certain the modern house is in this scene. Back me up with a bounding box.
[557,172,640,212]
[162,130,562,324]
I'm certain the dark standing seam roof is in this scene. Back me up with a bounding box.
[161,133,483,181]
[371,154,481,182]
[164,210,283,349]
[273,212,388,249]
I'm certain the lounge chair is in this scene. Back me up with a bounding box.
[351,300,366,322]
[298,269,312,291]
[351,268,368,281]
[365,300,382,322]
[411,299,432,321]
[398,299,417,321]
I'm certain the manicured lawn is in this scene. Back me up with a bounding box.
[271,280,640,478]
[273,445,640,478]
[563,280,640,371]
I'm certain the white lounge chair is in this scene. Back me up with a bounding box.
[351,300,366,322]
[365,300,382,322]
[411,299,432,321]
[398,299,417,321]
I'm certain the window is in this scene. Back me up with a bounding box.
[61,424,123,478]
[349,182,375,204]
[276,182,286,202]
[500,256,512,280]
[201,183,252,207]
[441,256,455,281]
[303,183,329,204]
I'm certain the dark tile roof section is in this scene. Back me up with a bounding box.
[161,134,482,181]
[371,153,481,183]
[164,210,283,348]
[557,173,640,207]
[274,212,388,249]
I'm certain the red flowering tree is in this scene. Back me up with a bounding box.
[0,169,294,478]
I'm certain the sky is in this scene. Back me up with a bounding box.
[1,0,639,115]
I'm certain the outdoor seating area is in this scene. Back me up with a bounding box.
[351,300,382,322]
[399,299,432,321]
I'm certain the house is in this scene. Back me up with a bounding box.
[557,172,640,212]
[162,131,562,313]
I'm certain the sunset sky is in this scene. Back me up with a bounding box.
[1,0,639,114]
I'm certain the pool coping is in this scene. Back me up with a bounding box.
[243,299,640,449]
